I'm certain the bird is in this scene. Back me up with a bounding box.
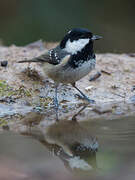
[18,28,102,117]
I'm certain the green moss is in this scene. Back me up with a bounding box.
[0,80,51,108]
[14,86,32,97]
[0,80,12,97]
[0,80,33,99]
[39,97,52,108]
[0,80,7,89]
[0,118,7,127]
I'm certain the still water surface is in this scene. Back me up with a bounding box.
[0,115,135,180]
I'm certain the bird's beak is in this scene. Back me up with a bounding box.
[91,35,102,40]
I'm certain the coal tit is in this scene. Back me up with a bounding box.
[18,28,102,116]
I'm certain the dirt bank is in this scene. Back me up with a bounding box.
[0,41,135,131]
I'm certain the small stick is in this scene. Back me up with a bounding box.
[101,70,111,75]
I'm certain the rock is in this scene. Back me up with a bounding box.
[89,71,101,81]
[93,104,114,114]
[1,60,8,67]
[85,86,95,91]
[2,125,9,130]
[130,95,135,104]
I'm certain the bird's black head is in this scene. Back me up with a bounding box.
[64,28,93,42]
[60,28,102,55]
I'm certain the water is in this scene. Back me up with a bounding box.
[0,114,135,180]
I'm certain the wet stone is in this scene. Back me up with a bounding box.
[2,125,10,130]
[93,104,113,114]
[130,95,135,104]
[1,60,8,67]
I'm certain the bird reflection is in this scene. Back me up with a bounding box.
[22,110,98,174]
[44,120,98,174]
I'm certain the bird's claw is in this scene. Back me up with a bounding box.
[75,93,95,104]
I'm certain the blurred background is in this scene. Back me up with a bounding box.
[0,0,134,53]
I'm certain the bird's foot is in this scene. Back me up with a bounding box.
[75,94,95,104]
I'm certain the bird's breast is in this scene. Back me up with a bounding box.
[43,58,96,84]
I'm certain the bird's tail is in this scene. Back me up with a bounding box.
[18,51,49,63]
[18,57,44,63]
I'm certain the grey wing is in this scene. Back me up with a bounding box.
[18,45,70,65]
[39,46,70,65]
[48,45,70,65]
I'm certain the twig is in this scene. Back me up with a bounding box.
[101,70,111,75]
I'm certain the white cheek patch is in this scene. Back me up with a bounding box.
[64,38,89,54]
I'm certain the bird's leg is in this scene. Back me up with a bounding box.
[72,105,88,121]
[53,83,59,121]
[72,83,95,104]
